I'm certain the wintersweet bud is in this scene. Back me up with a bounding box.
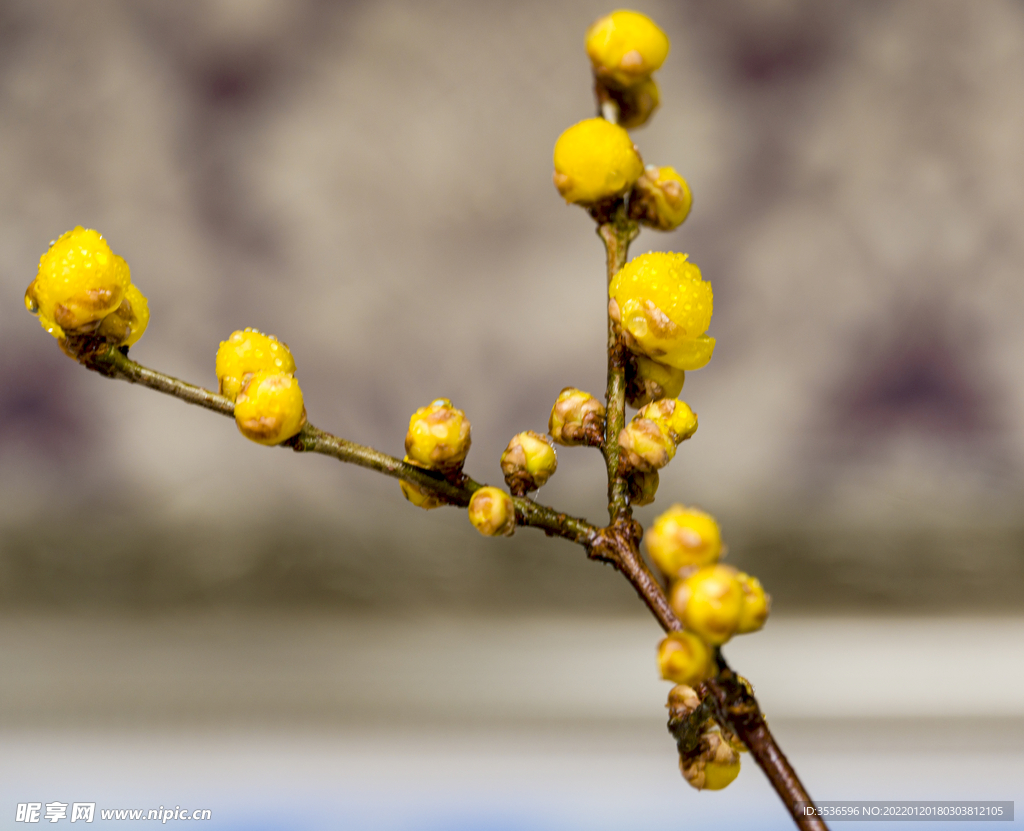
[233,371,307,446]
[597,76,660,129]
[95,284,150,347]
[666,684,702,722]
[628,166,693,231]
[399,456,444,510]
[553,118,644,205]
[671,564,745,646]
[657,630,712,687]
[736,572,771,634]
[500,431,557,495]
[625,354,685,409]
[468,487,516,537]
[585,10,670,88]
[646,505,722,577]
[618,398,697,472]
[405,398,471,472]
[216,329,296,401]
[680,732,741,791]
[26,227,130,338]
[626,468,659,506]
[549,387,605,446]
[609,252,715,370]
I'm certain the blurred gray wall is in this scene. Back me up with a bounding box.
[1,0,1023,614]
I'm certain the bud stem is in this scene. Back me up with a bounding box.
[597,202,640,523]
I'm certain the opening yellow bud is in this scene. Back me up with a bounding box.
[501,431,557,495]
[610,252,715,371]
[549,387,605,446]
[628,165,693,231]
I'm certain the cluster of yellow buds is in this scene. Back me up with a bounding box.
[586,10,668,130]
[649,505,770,647]
[667,683,746,791]
[652,505,770,791]
[216,329,306,446]
[554,10,694,235]
[25,227,149,348]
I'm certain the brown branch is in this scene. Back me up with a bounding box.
[81,344,598,548]
[73,339,823,830]
[597,203,639,524]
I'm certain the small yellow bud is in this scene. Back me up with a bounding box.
[618,416,673,472]
[736,572,771,634]
[666,684,702,722]
[233,371,307,446]
[500,431,557,495]
[216,329,297,401]
[680,732,741,791]
[657,631,712,687]
[628,166,693,231]
[626,354,684,409]
[639,398,697,443]
[596,76,661,129]
[618,399,696,473]
[671,565,744,646]
[646,505,723,577]
[585,10,670,89]
[95,284,150,347]
[625,468,659,506]
[609,252,715,371]
[553,118,644,205]
[548,387,606,446]
[399,456,444,510]
[27,227,131,339]
[405,398,472,472]
[468,486,516,537]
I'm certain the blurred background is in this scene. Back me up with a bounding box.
[1,0,1022,828]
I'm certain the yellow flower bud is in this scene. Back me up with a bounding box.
[596,76,661,129]
[585,10,670,89]
[553,118,644,205]
[626,354,684,409]
[405,398,472,472]
[736,572,771,634]
[609,252,715,371]
[548,387,606,446]
[666,683,702,722]
[468,486,516,537]
[500,431,557,495]
[27,227,131,339]
[671,565,744,646]
[638,398,697,443]
[625,468,659,506]
[680,732,741,791]
[95,284,150,347]
[233,371,307,446]
[399,456,444,510]
[618,399,696,473]
[216,329,297,401]
[618,416,673,472]
[657,631,712,687]
[646,504,722,577]
[628,166,693,231]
